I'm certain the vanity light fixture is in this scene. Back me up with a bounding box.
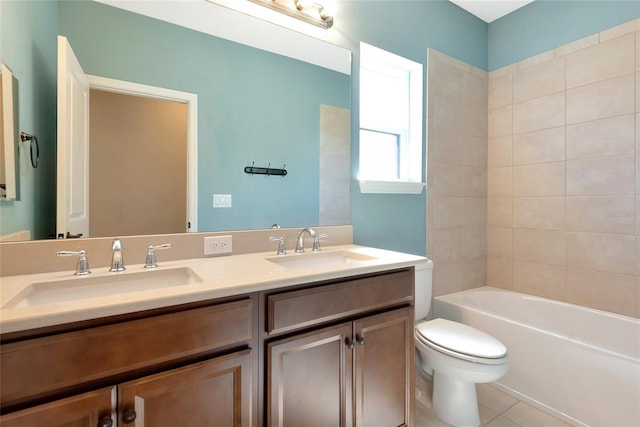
[247,0,333,29]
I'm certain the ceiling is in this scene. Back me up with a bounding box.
[449,0,535,23]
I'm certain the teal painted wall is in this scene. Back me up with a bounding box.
[489,0,640,70]
[0,0,57,240]
[59,0,350,232]
[341,1,488,256]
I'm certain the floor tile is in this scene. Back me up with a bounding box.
[416,404,452,427]
[485,415,521,427]
[503,402,573,427]
[477,384,519,414]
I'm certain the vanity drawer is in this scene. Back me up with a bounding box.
[267,268,413,335]
[0,298,252,409]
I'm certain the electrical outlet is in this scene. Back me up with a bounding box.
[204,235,233,255]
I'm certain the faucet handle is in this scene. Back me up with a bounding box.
[269,236,287,255]
[312,234,328,251]
[144,244,172,269]
[57,250,91,275]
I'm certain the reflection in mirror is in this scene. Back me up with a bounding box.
[0,0,351,241]
[0,62,19,202]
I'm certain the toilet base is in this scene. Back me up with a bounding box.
[432,370,480,427]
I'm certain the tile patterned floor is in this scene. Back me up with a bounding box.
[416,383,574,427]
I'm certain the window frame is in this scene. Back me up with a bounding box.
[358,42,424,194]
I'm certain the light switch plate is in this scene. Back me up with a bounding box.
[213,194,232,208]
[204,235,232,255]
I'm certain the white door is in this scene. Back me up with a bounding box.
[57,36,90,239]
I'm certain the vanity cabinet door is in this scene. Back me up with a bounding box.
[267,323,354,427]
[354,307,414,427]
[0,386,116,427]
[117,349,252,427]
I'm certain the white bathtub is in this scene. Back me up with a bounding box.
[433,286,640,427]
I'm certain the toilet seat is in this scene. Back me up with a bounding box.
[416,318,507,365]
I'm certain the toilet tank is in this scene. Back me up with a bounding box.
[414,259,434,321]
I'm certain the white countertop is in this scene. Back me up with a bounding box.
[0,245,428,334]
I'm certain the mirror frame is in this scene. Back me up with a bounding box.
[1,62,18,201]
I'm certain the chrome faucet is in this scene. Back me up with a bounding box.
[295,227,317,253]
[57,249,91,275]
[109,238,126,272]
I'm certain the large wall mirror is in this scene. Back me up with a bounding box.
[0,63,19,202]
[1,0,351,241]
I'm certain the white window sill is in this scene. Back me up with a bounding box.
[358,180,425,194]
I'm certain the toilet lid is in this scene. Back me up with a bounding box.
[416,318,507,360]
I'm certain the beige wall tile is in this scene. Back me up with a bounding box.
[566,155,635,195]
[599,18,640,42]
[513,260,566,300]
[431,57,464,103]
[464,227,487,259]
[463,136,488,168]
[566,267,636,316]
[566,33,635,88]
[488,74,513,109]
[488,197,512,228]
[464,197,487,227]
[566,196,635,235]
[489,63,516,80]
[513,229,566,266]
[637,31,640,71]
[432,260,465,297]
[463,257,487,290]
[432,163,464,196]
[464,72,488,109]
[488,167,512,197]
[433,197,464,230]
[488,136,512,168]
[566,114,635,160]
[512,127,565,165]
[433,128,462,166]
[566,232,636,275]
[566,73,635,124]
[636,277,640,318]
[487,256,513,289]
[464,166,487,197]
[513,197,565,231]
[513,57,565,103]
[431,228,465,262]
[516,49,554,70]
[513,162,565,197]
[553,33,599,58]
[463,103,488,138]
[513,92,565,134]
[488,104,513,138]
[488,227,512,258]
[434,98,463,132]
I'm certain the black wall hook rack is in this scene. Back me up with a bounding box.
[244,162,287,177]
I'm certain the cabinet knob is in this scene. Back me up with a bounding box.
[345,338,355,349]
[122,409,137,424]
[97,417,113,427]
[357,335,366,346]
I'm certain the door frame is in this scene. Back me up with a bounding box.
[87,75,198,232]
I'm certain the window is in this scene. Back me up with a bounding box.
[359,42,424,194]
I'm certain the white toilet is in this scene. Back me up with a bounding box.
[414,260,508,427]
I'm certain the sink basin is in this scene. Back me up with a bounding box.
[266,250,376,270]
[3,267,202,309]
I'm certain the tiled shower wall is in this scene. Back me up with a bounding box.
[426,49,489,297]
[487,19,640,318]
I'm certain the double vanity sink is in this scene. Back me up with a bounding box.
[0,243,427,426]
[0,245,422,333]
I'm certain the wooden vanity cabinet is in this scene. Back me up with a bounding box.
[264,268,415,427]
[0,386,116,427]
[0,297,256,427]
